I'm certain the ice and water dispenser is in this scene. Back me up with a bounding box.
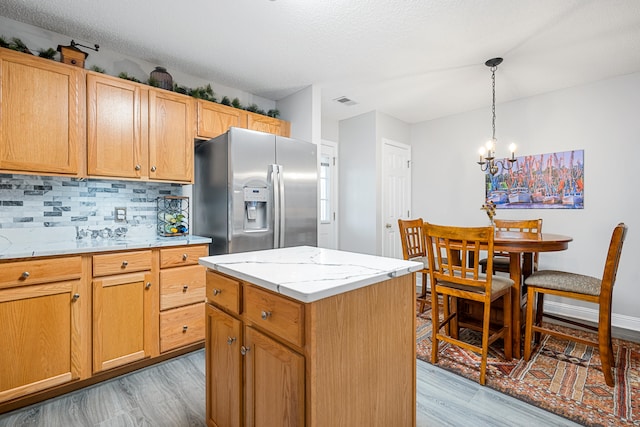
[243,186,268,231]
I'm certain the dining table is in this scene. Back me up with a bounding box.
[492,231,573,358]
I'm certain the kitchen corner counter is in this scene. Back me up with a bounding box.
[0,233,211,260]
[198,245,422,303]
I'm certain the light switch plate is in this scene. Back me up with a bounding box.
[115,207,127,223]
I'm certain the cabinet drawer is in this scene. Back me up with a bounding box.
[160,245,208,268]
[160,265,206,310]
[160,302,205,352]
[0,256,82,289]
[206,271,241,314]
[244,285,304,347]
[92,250,152,277]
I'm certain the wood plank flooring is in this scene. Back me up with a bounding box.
[0,349,584,427]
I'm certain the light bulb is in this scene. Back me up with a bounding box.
[509,143,517,153]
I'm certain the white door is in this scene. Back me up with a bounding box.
[382,139,411,258]
[318,140,338,249]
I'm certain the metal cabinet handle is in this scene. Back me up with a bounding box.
[145,282,152,289]
[212,289,222,296]
[72,293,80,301]
[227,337,236,345]
[261,311,272,320]
[150,166,157,172]
[240,346,250,356]
[182,253,188,261]
[121,260,128,267]
[21,271,30,279]
[135,164,141,171]
[183,285,189,292]
[182,325,188,333]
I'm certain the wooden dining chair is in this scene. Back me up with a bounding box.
[523,223,628,387]
[424,223,514,385]
[398,218,430,312]
[479,218,543,274]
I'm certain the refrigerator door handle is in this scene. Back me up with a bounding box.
[270,164,280,248]
[277,164,285,247]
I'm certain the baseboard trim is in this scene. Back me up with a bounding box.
[544,300,640,333]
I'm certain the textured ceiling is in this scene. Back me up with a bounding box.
[1,0,639,124]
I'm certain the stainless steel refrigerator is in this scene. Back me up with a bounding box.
[193,127,318,255]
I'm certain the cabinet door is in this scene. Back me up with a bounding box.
[148,89,194,182]
[87,73,144,178]
[0,49,82,175]
[245,112,290,137]
[197,100,243,139]
[93,271,154,372]
[206,304,242,427]
[0,280,82,403]
[244,326,304,427]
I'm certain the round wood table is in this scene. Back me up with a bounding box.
[494,232,573,358]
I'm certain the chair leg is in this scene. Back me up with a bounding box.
[534,292,544,343]
[599,311,615,387]
[524,286,536,361]
[503,290,512,361]
[479,300,491,385]
[417,271,428,313]
[431,288,440,364]
[449,296,458,339]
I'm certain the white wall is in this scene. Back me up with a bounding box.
[411,72,640,326]
[339,111,377,254]
[338,111,410,255]
[277,85,320,144]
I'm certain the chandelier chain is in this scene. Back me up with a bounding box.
[491,65,497,141]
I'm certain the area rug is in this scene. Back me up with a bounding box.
[416,308,640,427]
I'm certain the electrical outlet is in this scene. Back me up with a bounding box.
[115,207,127,223]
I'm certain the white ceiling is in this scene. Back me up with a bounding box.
[1,0,639,124]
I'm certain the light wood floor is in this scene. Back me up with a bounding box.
[0,349,584,427]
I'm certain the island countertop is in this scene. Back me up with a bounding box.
[198,245,422,303]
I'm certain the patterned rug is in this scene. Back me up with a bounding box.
[416,307,640,426]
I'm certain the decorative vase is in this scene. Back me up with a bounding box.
[150,66,173,91]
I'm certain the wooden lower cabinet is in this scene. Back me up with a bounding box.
[0,244,209,414]
[92,271,155,372]
[159,245,207,353]
[205,271,416,427]
[0,279,84,404]
[206,304,242,427]
[92,250,155,373]
[244,326,305,427]
[0,254,86,404]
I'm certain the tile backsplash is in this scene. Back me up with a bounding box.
[0,174,185,240]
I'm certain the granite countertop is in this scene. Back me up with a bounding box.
[198,246,422,303]
[0,226,211,260]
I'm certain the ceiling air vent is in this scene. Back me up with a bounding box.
[333,96,357,106]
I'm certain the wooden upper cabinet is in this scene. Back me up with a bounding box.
[87,73,144,178]
[196,99,291,139]
[196,100,243,139]
[87,72,195,183]
[0,48,83,176]
[149,89,195,183]
[245,111,291,137]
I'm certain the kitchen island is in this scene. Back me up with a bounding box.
[199,246,422,427]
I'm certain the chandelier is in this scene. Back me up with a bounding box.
[477,57,516,176]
